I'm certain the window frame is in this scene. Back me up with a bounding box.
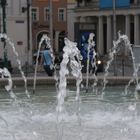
[31,7,39,22]
[58,8,66,22]
[44,7,50,21]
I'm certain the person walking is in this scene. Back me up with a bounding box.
[42,48,54,76]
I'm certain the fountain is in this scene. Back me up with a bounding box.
[56,38,83,139]
[85,33,98,93]
[101,32,137,97]
[0,33,29,98]
[33,34,56,93]
[0,32,140,140]
[56,37,82,113]
[0,67,16,100]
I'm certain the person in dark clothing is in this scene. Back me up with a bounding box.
[43,48,54,76]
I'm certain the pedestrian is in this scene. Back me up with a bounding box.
[42,47,54,76]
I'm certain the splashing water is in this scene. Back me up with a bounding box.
[0,34,140,140]
[0,33,29,98]
[126,56,140,99]
[124,44,139,97]
[102,32,134,97]
[0,67,16,100]
[56,38,82,113]
[33,34,55,93]
[56,38,82,139]
[85,33,98,93]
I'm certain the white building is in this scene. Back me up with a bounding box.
[0,0,32,68]
[67,0,140,56]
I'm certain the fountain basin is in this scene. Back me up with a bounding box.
[0,86,140,140]
[0,76,138,88]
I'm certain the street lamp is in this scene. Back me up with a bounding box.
[0,0,8,66]
[22,0,32,76]
[0,0,6,33]
[22,0,32,51]
[27,0,32,51]
[26,0,32,76]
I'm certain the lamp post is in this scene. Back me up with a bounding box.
[26,0,32,76]
[0,0,8,66]
[27,0,31,51]
[21,0,32,76]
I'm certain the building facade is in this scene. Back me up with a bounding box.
[67,0,140,56]
[31,0,67,63]
[0,0,67,68]
[0,0,32,67]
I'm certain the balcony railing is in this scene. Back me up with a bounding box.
[76,0,140,9]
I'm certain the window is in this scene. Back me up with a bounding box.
[31,8,39,22]
[44,7,50,21]
[58,8,66,22]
